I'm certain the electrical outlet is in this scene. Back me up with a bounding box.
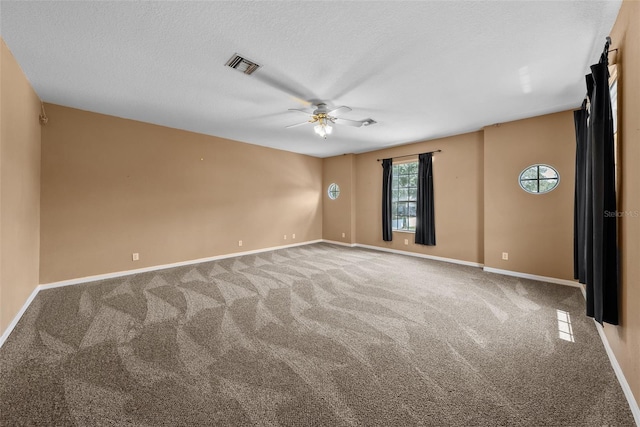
[292,233,295,239]
[238,240,243,247]
[404,239,409,245]
[132,253,139,261]
[502,252,509,260]
[342,232,346,238]
[284,234,287,240]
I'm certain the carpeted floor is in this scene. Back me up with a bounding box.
[0,243,635,426]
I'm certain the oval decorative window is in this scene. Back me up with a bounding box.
[328,183,340,200]
[519,164,559,194]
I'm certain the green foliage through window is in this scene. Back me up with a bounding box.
[519,164,559,194]
[392,162,418,231]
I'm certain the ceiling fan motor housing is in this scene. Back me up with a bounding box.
[313,103,330,115]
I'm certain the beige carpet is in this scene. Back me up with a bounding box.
[0,243,635,426]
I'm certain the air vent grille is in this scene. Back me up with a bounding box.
[225,54,260,75]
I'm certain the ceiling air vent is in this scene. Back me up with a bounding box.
[225,54,260,75]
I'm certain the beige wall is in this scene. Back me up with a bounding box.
[352,111,576,281]
[607,0,640,408]
[483,111,576,279]
[40,104,322,283]
[0,39,41,334]
[354,131,484,264]
[323,154,356,244]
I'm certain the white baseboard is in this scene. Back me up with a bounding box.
[482,267,581,288]
[353,243,484,268]
[0,286,40,348]
[579,283,587,299]
[594,321,640,426]
[0,239,322,348]
[321,239,356,247]
[40,239,323,291]
[575,285,640,425]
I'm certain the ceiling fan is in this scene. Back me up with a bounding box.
[286,103,376,139]
[223,54,376,139]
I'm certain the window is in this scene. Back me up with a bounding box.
[392,162,418,231]
[328,183,340,200]
[610,64,620,194]
[519,164,559,194]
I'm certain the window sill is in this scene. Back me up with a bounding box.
[393,230,415,234]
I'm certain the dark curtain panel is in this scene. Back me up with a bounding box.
[382,158,393,242]
[573,102,588,283]
[415,153,436,245]
[574,48,619,325]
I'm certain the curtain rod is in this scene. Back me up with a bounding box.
[376,149,441,162]
[604,36,618,55]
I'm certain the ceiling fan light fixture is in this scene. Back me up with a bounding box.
[314,124,328,138]
[286,104,372,139]
[313,115,333,139]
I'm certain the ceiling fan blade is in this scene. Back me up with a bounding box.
[253,71,316,106]
[288,108,313,116]
[285,121,311,129]
[290,97,312,107]
[334,118,364,127]
[328,105,352,115]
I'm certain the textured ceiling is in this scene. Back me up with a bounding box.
[1,1,621,158]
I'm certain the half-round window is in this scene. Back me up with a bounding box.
[328,183,340,200]
[519,164,559,194]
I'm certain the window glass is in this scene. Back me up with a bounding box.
[519,164,559,194]
[328,183,340,200]
[392,161,418,231]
